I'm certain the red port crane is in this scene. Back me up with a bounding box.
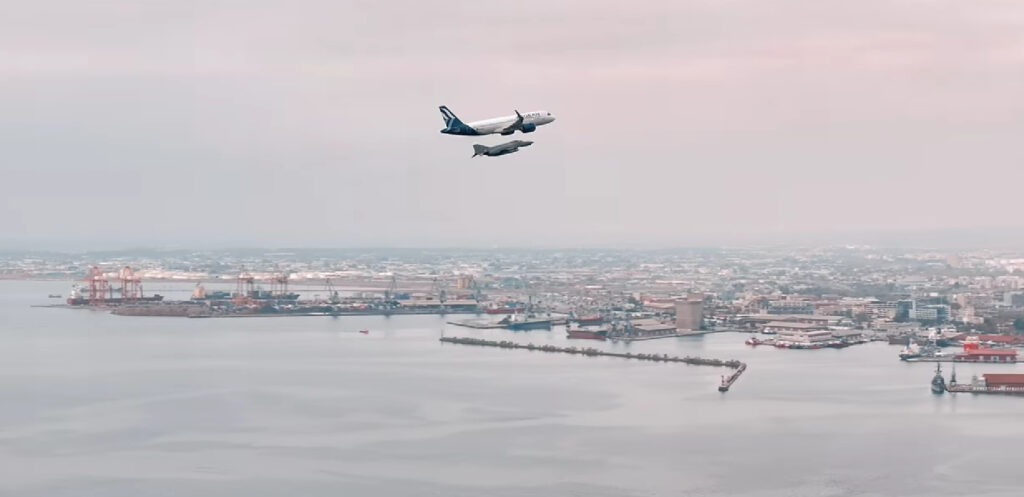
[118,266,142,301]
[86,266,111,305]
[234,268,255,305]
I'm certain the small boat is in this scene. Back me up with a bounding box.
[48,294,62,298]
[358,329,369,334]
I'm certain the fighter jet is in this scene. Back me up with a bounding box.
[472,140,533,158]
[440,106,555,136]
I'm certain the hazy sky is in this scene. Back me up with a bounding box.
[3,1,1023,249]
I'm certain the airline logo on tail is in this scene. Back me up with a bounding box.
[439,106,478,135]
[440,106,458,127]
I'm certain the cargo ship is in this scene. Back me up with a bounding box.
[192,284,299,302]
[945,368,1024,395]
[573,315,603,325]
[899,343,941,360]
[567,326,609,340]
[66,285,165,306]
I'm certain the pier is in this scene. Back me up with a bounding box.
[947,384,1024,395]
[447,319,507,329]
[718,363,746,392]
[439,336,747,392]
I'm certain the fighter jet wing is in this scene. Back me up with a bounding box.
[499,110,524,135]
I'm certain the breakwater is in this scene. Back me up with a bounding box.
[439,336,747,392]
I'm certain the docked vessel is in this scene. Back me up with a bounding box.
[931,363,946,394]
[948,372,1024,395]
[573,315,603,325]
[485,302,526,315]
[500,314,552,330]
[899,343,944,361]
[66,285,164,306]
[567,326,609,340]
[191,288,232,300]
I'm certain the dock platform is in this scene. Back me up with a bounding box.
[448,319,506,329]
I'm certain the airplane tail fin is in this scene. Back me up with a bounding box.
[439,106,465,128]
[472,144,488,157]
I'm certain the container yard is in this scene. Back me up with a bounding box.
[46,266,497,318]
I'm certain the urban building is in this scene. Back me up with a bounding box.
[767,300,815,315]
[776,329,834,345]
[675,297,703,331]
[980,374,1024,388]
[911,304,950,323]
[954,349,1018,363]
[763,321,823,333]
[627,318,678,338]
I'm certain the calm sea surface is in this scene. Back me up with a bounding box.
[2,280,1023,496]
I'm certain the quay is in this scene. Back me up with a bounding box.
[448,316,568,330]
[718,363,746,392]
[903,356,1019,364]
[186,309,481,319]
[439,336,747,392]
[947,384,1024,395]
[448,319,506,329]
[610,330,730,342]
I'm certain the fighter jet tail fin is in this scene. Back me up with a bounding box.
[472,144,488,157]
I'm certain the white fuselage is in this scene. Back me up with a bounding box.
[467,110,555,135]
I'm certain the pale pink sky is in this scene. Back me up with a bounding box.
[2,1,1023,248]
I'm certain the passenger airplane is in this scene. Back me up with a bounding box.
[439,106,555,136]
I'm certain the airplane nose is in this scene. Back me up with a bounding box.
[522,141,533,146]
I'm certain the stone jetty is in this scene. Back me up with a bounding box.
[439,336,747,392]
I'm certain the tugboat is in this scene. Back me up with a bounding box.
[931,363,946,395]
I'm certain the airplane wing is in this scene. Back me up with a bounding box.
[499,110,524,135]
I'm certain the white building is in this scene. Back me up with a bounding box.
[776,329,834,345]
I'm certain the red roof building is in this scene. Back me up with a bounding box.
[954,348,1018,363]
[952,334,1024,345]
[983,374,1024,388]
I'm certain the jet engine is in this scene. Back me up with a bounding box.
[520,123,537,133]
